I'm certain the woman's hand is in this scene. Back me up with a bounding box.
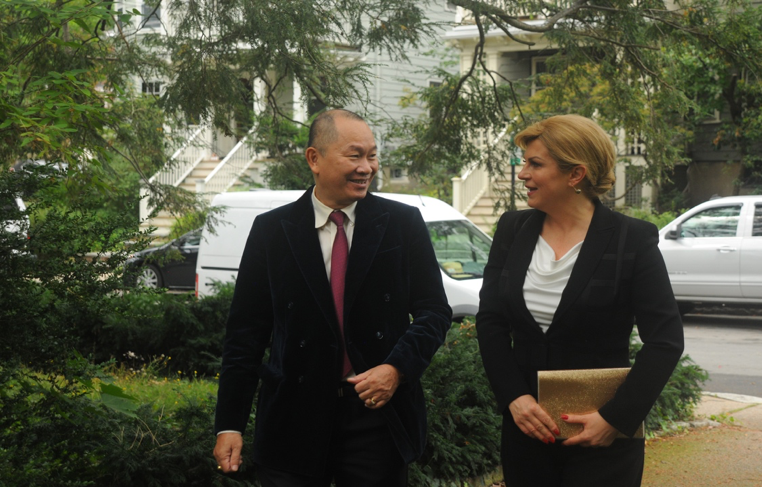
[508,394,560,444]
[561,411,620,447]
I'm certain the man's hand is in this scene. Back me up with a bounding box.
[348,364,401,409]
[561,411,620,447]
[508,394,560,444]
[214,432,243,473]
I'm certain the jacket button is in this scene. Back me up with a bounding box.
[287,301,294,309]
[298,376,304,384]
[299,340,306,348]
[375,331,384,340]
[383,293,390,302]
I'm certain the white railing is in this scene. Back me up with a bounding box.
[149,124,211,186]
[451,124,512,214]
[452,163,490,215]
[457,2,539,23]
[198,127,260,202]
[140,124,213,224]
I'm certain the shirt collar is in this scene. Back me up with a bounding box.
[312,188,357,229]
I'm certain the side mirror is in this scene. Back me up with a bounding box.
[664,223,682,240]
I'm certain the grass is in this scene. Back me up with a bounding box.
[102,356,219,416]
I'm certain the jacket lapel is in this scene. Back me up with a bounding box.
[551,202,616,326]
[506,210,545,330]
[344,193,388,322]
[282,190,340,336]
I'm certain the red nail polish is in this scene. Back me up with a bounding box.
[554,428,560,435]
[542,438,548,444]
[561,414,569,421]
[549,436,555,444]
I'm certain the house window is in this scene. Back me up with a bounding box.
[141,3,161,29]
[624,170,643,207]
[428,80,442,118]
[307,77,328,117]
[602,184,616,208]
[142,81,162,95]
[531,57,548,96]
[626,133,645,156]
[391,167,406,179]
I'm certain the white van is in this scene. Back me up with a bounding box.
[195,190,493,319]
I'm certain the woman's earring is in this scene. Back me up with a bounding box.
[574,187,582,194]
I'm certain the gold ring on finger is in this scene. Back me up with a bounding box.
[370,397,376,405]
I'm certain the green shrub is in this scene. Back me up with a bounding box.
[629,331,708,432]
[92,282,236,377]
[618,207,682,230]
[0,360,260,487]
[411,320,502,486]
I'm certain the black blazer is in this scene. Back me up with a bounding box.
[476,202,684,437]
[214,188,452,476]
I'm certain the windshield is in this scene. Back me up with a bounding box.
[427,220,492,280]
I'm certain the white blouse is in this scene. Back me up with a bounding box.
[523,236,583,333]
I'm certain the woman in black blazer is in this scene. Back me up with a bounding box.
[476,115,684,486]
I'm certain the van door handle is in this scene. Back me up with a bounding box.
[716,246,737,253]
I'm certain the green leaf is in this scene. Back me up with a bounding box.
[99,383,139,416]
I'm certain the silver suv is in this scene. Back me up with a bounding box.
[658,195,762,311]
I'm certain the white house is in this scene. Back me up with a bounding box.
[115,1,459,237]
[444,9,655,233]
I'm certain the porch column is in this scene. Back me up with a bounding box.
[293,77,307,123]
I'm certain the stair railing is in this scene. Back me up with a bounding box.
[197,126,260,202]
[451,124,512,215]
[140,124,212,223]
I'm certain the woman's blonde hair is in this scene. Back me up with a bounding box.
[514,114,616,197]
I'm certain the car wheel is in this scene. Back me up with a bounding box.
[137,265,162,289]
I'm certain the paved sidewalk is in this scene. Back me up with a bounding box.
[642,392,762,487]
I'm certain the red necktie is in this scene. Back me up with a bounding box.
[329,211,352,377]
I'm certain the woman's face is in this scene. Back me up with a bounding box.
[517,139,575,212]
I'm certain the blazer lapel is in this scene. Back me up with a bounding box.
[344,193,388,321]
[551,202,616,326]
[506,211,545,330]
[282,191,341,336]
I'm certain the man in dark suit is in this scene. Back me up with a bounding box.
[213,109,452,486]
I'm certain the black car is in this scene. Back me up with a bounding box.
[124,229,201,290]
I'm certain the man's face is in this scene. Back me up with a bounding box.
[307,116,378,209]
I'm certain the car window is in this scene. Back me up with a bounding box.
[754,205,762,237]
[427,220,491,280]
[680,205,742,238]
[182,233,202,248]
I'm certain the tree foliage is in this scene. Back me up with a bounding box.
[388,0,762,202]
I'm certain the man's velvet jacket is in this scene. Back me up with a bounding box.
[214,188,452,476]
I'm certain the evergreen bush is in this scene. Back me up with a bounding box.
[411,321,502,486]
[92,282,236,377]
[0,363,260,487]
[629,331,708,432]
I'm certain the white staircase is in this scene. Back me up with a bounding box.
[451,122,527,235]
[140,125,265,239]
[178,159,220,193]
[452,167,527,235]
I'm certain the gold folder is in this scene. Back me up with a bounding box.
[537,368,645,439]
